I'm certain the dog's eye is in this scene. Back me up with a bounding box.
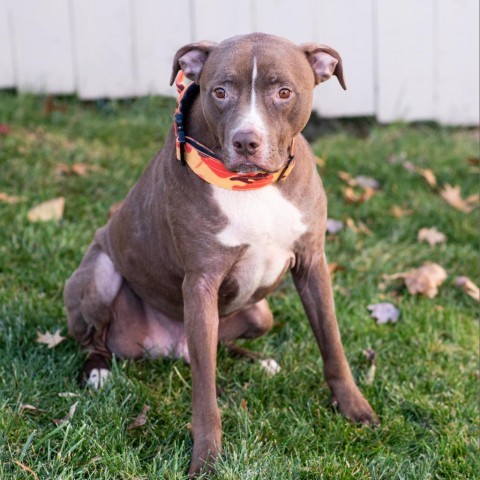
[214,88,226,99]
[278,88,292,99]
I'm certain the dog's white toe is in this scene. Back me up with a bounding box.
[259,358,281,376]
[86,368,110,390]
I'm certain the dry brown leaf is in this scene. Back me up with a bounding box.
[328,263,346,276]
[346,217,372,235]
[417,227,447,246]
[0,192,25,204]
[53,401,79,426]
[390,205,413,218]
[13,460,39,480]
[385,263,447,298]
[343,186,375,204]
[127,405,150,430]
[55,162,104,177]
[440,184,478,213]
[36,329,66,348]
[314,156,325,167]
[108,200,124,218]
[20,404,47,414]
[28,197,65,222]
[467,157,480,166]
[338,171,355,185]
[455,276,480,301]
[240,398,247,411]
[417,168,437,188]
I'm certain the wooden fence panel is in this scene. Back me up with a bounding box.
[72,0,137,99]
[436,0,479,125]
[191,0,252,42]
[311,0,375,117]
[375,0,436,122]
[8,0,75,94]
[132,0,191,97]
[0,0,15,88]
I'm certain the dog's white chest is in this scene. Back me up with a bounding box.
[213,185,307,311]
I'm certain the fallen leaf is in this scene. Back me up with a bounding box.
[338,171,355,185]
[367,303,400,324]
[328,263,346,277]
[337,171,380,190]
[440,184,478,213]
[343,186,375,204]
[417,168,437,188]
[346,217,372,235]
[363,348,377,385]
[390,205,413,218]
[326,218,344,234]
[13,460,39,480]
[455,276,480,301]
[240,399,247,411]
[0,124,12,136]
[108,200,124,218]
[53,401,79,426]
[355,175,381,190]
[467,157,480,166]
[385,263,447,298]
[36,329,66,348]
[314,156,325,167]
[417,227,447,246]
[0,192,25,204]
[127,405,150,430]
[20,404,47,414]
[55,162,104,177]
[28,197,65,222]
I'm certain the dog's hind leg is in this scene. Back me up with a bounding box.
[64,238,122,388]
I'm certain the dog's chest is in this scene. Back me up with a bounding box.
[213,186,307,312]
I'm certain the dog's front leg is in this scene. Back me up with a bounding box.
[183,274,222,476]
[291,251,378,425]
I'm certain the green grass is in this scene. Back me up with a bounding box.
[0,92,478,480]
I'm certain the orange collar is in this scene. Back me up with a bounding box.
[173,71,295,191]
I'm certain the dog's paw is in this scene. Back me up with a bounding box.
[332,386,379,426]
[78,353,111,389]
[86,368,110,390]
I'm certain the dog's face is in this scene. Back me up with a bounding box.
[171,33,346,173]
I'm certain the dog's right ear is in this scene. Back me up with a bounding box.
[170,41,218,86]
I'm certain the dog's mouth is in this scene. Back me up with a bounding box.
[224,153,286,175]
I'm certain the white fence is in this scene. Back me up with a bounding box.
[0,0,478,125]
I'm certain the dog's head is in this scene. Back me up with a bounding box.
[171,33,346,174]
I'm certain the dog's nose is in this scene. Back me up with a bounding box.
[232,131,262,157]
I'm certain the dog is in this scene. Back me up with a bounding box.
[64,32,377,476]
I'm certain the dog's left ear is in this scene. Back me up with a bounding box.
[301,44,347,90]
[170,41,218,86]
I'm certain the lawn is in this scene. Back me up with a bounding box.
[0,92,478,480]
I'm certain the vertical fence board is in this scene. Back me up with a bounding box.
[311,0,375,117]
[72,0,137,99]
[8,0,75,94]
[252,0,314,43]
[0,0,15,88]
[191,0,252,41]
[375,0,435,122]
[132,0,191,97]
[436,0,479,125]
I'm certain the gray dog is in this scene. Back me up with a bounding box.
[64,33,377,476]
